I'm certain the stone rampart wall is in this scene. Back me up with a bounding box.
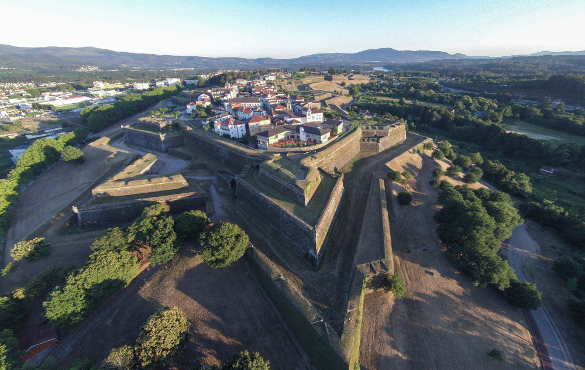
[359,140,380,152]
[77,192,208,228]
[183,130,258,171]
[304,128,362,173]
[314,174,344,255]
[190,162,231,187]
[236,179,318,258]
[123,127,184,152]
[92,178,189,197]
[258,167,316,206]
[379,179,394,273]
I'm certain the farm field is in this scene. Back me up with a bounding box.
[59,246,313,369]
[504,118,585,148]
[358,149,538,369]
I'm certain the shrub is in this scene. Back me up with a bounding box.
[387,169,403,182]
[174,210,210,240]
[134,307,190,368]
[383,274,406,299]
[103,344,136,369]
[61,145,85,164]
[553,256,585,281]
[429,177,440,187]
[401,171,412,180]
[487,348,504,362]
[1,262,17,276]
[10,237,50,261]
[200,221,249,268]
[505,280,543,310]
[397,191,413,206]
[214,350,271,370]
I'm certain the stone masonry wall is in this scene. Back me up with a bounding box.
[77,192,208,228]
[236,179,318,259]
[183,130,254,171]
[258,167,321,206]
[124,127,184,153]
[92,177,189,197]
[379,178,394,273]
[314,174,344,255]
[304,128,363,173]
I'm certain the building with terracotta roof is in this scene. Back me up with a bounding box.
[248,115,273,136]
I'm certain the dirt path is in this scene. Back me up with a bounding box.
[506,225,576,369]
[359,150,538,369]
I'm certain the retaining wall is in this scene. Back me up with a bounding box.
[237,178,317,258]
[123,127,184,152]
[303,128,362,173]
[258,167,318,206]
[379,179,394,273]
[183,129,263,171]
[77,192,208,228]
[314,174,344,254]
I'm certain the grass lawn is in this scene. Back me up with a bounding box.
[245,167,335,225]
[504,118,585,148]
[53,101,93,111]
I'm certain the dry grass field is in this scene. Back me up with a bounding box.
[358,150,538,369]
[309,81,349,95]
[59,246,314,370]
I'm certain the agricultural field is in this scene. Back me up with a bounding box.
[359,149,538,369]
[504,119,585,148]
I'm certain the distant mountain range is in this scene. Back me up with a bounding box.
[0,45,467,70]
[529,50,585,56]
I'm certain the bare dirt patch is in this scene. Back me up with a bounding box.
[59,247,314,370]
[1,141,138,293]
[359,150,538,369]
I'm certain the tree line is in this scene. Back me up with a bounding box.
[80,85,182,132]
[434,184,542,310]
[0,128,87,235]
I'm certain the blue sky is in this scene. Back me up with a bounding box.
[2,0,583,58]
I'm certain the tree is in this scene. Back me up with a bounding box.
[134,307,190,368]
[174,210,210,240]
[505,280,543,310]
[91,227,133,253]
[446,165,462,178]
[61,145,85,164]
[0,295,24,331]
[200,222,249,268]
[11,237,50,261]
[432,149,444,160]
[454,155,472,170]
[397,191,413,206]
[349,85,360,97]
[129,205,178,265]
[469,152,483,166]
[103,344,135,369]
[464,167,483,184]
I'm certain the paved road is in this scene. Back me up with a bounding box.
[505,224,575,370]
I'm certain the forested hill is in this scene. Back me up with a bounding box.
[0,45,466,69]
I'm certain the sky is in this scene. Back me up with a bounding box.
[1,0,584,58]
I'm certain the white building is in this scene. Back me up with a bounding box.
[134,82,150,90]
[216,118,246,139]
